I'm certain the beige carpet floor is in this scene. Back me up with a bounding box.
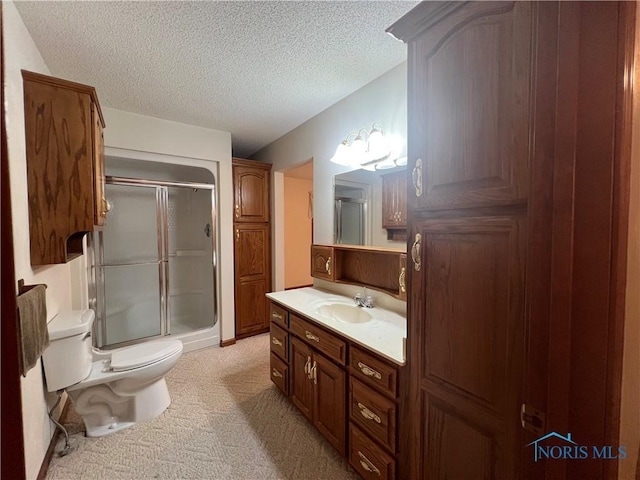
[46,334,358,480]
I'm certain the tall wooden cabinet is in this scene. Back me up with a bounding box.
[22,71,106,265]
[388,2,634,480]
[233,158,272,339]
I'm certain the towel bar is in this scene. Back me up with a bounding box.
[17,279,47,296]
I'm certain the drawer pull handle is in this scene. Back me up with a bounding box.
[311,361,317,385]
[305,331,320,343]
[325,257,331,275]
[399,266,406,294]
[235,204,240,218]
[271,368,283,378]
[358,402,381,424]
[357,362,382,380]
[358,451,381,476]
[271,337,283,347]
[272,311,284,320]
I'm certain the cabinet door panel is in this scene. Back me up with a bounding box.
[24,79,94,264]
[382,171,407,228]
[414,215,525,478]
[235,278,268,336]
[411,2,531,210]
[235,224,270,278]
[290,336,314,421]
[310,245,334,281]
[313,352,346,456]
[233,165,269,223]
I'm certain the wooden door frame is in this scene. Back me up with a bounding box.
[1,2,28,478]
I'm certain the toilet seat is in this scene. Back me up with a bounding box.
[110,340,183,372]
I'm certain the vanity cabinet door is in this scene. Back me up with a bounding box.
[313,352,346,456]
[310,245,334,281]
[290,336,314,421]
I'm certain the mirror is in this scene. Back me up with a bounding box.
[334,165,406,250]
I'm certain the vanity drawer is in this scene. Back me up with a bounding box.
[290,314,346,365]
[270,353,288,395]
[270,302,288,329]
[350,377,396,453]
[350,345,398,398]
[349,423,396,480]
[270,323,288,362]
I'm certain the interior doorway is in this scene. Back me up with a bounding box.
[282,160,313,290]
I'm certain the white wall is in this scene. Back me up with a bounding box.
[252,63,407,290]
[4,2,74,478]
[102,108,234,343]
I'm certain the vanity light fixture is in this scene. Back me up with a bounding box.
[330,123,392,168]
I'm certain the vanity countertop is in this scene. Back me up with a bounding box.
[266,287,406,365]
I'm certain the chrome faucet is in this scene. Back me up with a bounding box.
[353,287,374,308]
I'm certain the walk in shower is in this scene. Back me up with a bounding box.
[91,158,218,349]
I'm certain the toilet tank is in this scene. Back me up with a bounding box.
[42,309,95,392]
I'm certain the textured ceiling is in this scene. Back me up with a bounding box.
[15,1,418,157]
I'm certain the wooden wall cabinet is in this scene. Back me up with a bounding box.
[22,70,106,265]
[233,158,272,338]
[310,245,334,281]
[269,300,403,475]
[311,244,406,300]
[233,158,270,223]
[381,171,407,241]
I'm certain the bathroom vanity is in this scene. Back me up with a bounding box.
[266,288,405,480]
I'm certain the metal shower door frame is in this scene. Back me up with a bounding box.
[91,176,218,349]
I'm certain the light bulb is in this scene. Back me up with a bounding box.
[329,141,352,166]
[351,135,368,165]
[367,129,390,161]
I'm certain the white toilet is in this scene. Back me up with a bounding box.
[42,309,183,437]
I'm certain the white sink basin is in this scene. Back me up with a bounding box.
[316,303,372,324]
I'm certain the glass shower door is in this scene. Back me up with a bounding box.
[97,183,163,347]
[166,186,215,335]
[335,198,366,245]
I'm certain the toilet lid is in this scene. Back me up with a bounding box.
[110,340,182,372]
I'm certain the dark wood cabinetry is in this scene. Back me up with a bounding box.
[313,352,346,454]
[233,158,272,339]
[233,159,270,223]
[381,171,406,241]
[310,245,334,281]
[22,70,106,265]
[311,244,406,300]
[388,2,634,479]
[269,299,403,475]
